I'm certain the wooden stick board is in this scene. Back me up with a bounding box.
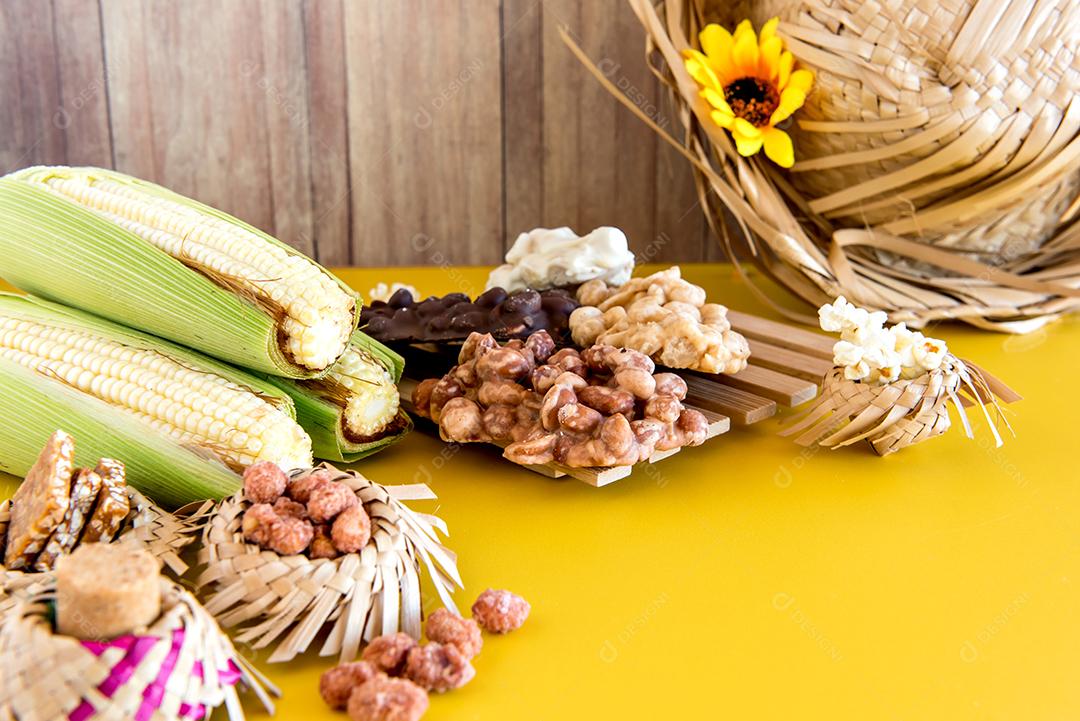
[395,308,837,486]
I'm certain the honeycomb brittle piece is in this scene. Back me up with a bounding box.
[80,459,130,545]
[4,430,75,569]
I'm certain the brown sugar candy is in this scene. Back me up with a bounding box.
[347,674,428,721]
[54,543,161,640]
[4,430,75,569]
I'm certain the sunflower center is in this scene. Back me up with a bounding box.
[724,77,780,127]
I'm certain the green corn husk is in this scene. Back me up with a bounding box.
[265,331,413,463]
[0,355,240,508]
[0,166,359,379]
[0,293,312,506]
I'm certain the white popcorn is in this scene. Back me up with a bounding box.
[819,298,948,385]
[368,282,419,303]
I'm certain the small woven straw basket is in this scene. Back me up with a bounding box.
[194,465,461,664]
[569,0,1080,332]
[781,356,1017,455]
[0,575,276,721]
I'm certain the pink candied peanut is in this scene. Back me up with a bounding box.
[332,505,372,553]
[307,481,359,523]
[319,660,377,710]
[309,524,338,559]
[286,468,335,504]
[266,515,314,555]
[347,674,428,721]
[403,643,475,693]
[273,496,308,520]
[360,632,418,676]
[243,461,287,503]
[424,608,482,659]
[471,588,530,633]
[240,503,277,546]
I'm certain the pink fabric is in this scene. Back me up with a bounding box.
[69,629,242,721]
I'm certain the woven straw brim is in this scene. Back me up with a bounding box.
[780,356,1016,455]
[194,464,462,664]
[564,0,1080,333]
[0,576,277,721]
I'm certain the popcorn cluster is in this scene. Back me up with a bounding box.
[818,297,948,384]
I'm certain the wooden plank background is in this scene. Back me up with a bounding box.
[0,0,717,267]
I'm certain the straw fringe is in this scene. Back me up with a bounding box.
[565,0,1080,332]
[193,463,461,664]
[0,576,277,721]
[780,356,1016,455]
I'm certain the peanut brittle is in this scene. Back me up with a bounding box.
[80,459,130,544]
[4,430,75,569]
[33,468,103,572]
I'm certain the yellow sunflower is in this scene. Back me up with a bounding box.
[683,18,813,168]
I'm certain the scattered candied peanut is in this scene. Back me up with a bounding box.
[332,504,372,553]
[287,468,335,503]
[310,524,338,559]
[347,674,428,721]
[403,642,475,693]
[471,588,530,633]
[425,608,482,659]
[273,496,308,520]
[320,660,377,710]
[241,503,277,546]
[266,515,314,556]
[307,481,358,523]
[243,461,287,503]
[361,632,418,676]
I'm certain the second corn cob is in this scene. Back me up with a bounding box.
[0,294,313,503]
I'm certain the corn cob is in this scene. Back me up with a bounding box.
[265,332,412,462]
[0,166,358,378]
[0,294,313,504]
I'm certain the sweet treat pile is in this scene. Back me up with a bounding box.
[360,287,579,344]
[570,266,750,374]
[819,296,949,383]
[2,430,132,572]
[240,463,372,558]
[54,543,161,640]
[412,331,709,468]
[485,226,636,292]
[471,589,531,634]
[320,589,529,719]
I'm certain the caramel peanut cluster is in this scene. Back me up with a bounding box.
[412,330,709,468]
[569,266,751,374]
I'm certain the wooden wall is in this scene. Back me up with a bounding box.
[0,0,717,267]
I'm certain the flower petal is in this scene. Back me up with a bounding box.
[759,36,783,81]
[733,117,762,138]
[770,87,806,124]
[762,127,794,167]
[731,28,760,77]
[732,130,764,157]
[787,68,815,95]
[699,24,734,75]
[759,17,780,43]
[701,87,734,115]
[732,19,755,44]
[683,49,723,91]
[710,109,734,129]
[777,51,795,89]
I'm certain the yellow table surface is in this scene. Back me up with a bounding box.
[2,264,1077,721]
